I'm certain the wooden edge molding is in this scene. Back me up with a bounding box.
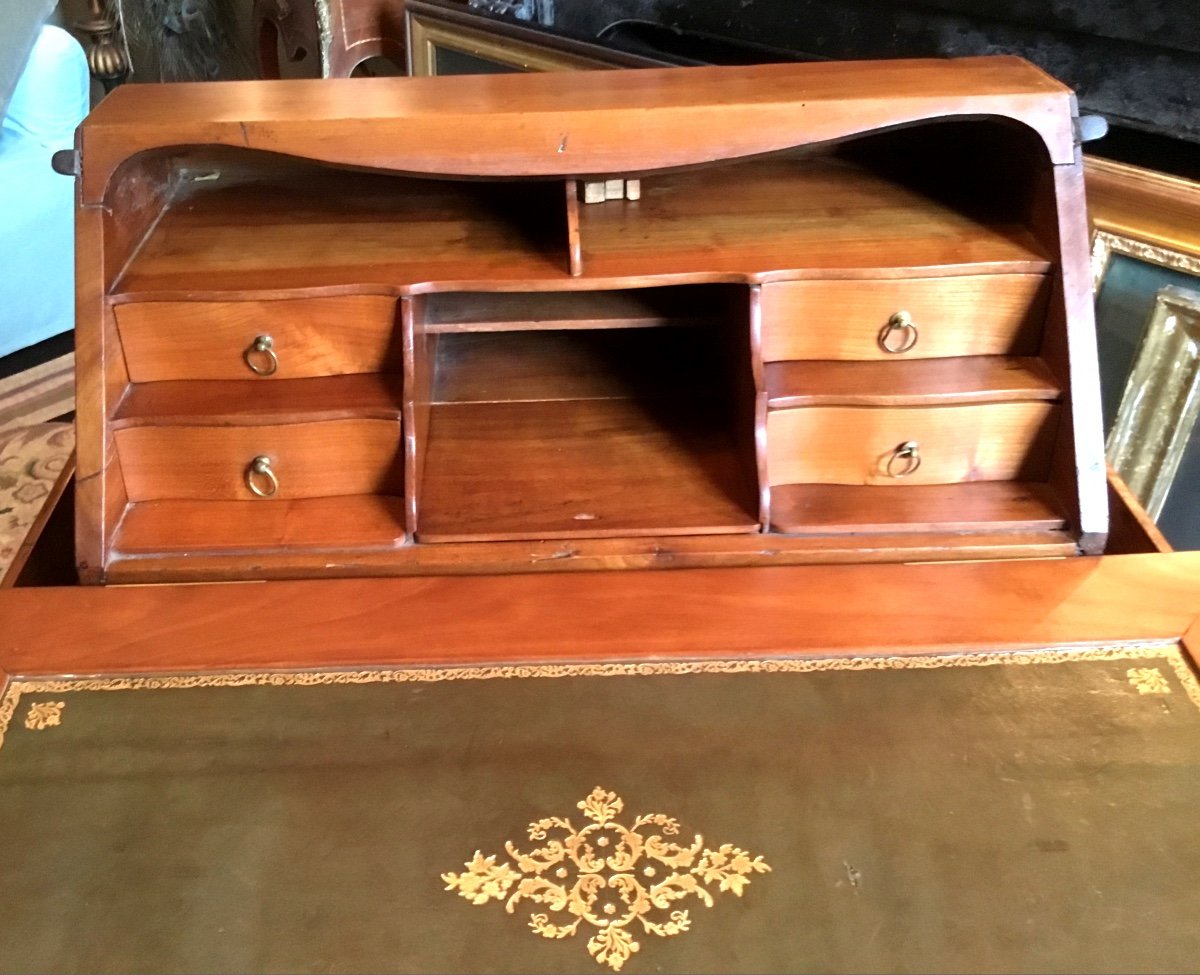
[77,59,1078,203]
[2,552,1199,679]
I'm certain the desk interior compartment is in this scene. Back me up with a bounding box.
[413,286,761,542]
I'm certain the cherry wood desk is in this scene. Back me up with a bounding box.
[8,58,1197,971]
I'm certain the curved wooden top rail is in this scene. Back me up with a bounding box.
[79,56,1077,204]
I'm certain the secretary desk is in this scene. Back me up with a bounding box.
[1,58,1198,974]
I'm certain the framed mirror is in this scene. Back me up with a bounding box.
[1089,157,1200,548]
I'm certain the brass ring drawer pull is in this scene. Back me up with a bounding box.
[886,441,922,478]
[243,334,279,376]
[878,311,918,354]
[246,455,278,497]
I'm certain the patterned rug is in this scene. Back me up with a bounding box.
[0,351,73,435]
[0,422,74,582]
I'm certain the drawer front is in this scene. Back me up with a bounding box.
[767,402,1059,486]
[115,419,403,501]
[761,274,1048,361]
[114,296,399,382]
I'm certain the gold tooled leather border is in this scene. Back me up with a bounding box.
[2,642,1198,753]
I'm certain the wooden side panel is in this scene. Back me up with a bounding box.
[77,153,175,583]
[75,216,129,583]
[1043,163,1109,554]
[403,295,434,537]
[760,275,1048,361]
[565,180,582,277]
[748,286,770,528]
[114,296,401,381]
[767,402,1059,486]
[115,419,404,501]
[1105,466,1172,555]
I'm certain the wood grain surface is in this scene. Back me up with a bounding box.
[114,296,401,381]
[760,274,1048,361]
[2,552,1198,677]
[764,357,1060,408]
[768,481,1065,534]
[116,496,407,554]
[114,375,404,426]
[422,287,722,333]
[115,169,568,295]
[578,159,1053,283]
[112,156,1054,296]
[115,420,403,501]
[77,57,1077,204]
[418,399,758,541]
[767,402,1059,486]
[71,59,1104,582]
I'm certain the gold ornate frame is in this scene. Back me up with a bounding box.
[1106,286,1200,519]
[1086,156,1200,523]
[404,0,664,76]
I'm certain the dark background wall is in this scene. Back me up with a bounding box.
[548,0,1199,169]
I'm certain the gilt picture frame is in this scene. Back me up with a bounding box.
[403,0,664,76]
[1087,156,1200,548]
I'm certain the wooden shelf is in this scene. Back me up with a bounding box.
[765,357,1061,409]
[418,398,759,542]
[115,496,407,554]
[113,153,1053,297]
[113,375,404,426]
[423,287,723,333]
[579,157,1053,280]
[115,161,569,295]
[769,482,1067,535]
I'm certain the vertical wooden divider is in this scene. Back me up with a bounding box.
[565,179,583,277]
[73,206,114,583]
[747,285,770,531]
[1043,162,1109,554]
[402,294,435,540]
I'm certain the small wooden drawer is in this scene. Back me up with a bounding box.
[113,295,400,382]
[767,402,1059,486]
[760,274,1048,361]
[115,418,403,502]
